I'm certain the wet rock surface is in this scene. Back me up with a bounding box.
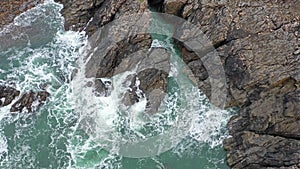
[0,86,20,107]
[10,90,50,112]
[0,85,50,113]
[0,0,44,29]
[93,48,170,114]
[117,48,170,113]
[55,0,169,113]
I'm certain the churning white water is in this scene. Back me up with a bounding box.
[0,1,234,169]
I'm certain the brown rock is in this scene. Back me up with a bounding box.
[224,131,300,169]
[93,48,170,114]
[163,0,187,16]
[0,0,44,29]
[0,85,20,107]
[54,0,105,33]
[10,90,50,113]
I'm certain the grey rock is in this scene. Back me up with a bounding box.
[162,0,300,168]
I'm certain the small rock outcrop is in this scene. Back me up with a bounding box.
[0,86,20,107]
[10,91,50,113]
[113,48,170,113]
[0,85,50,113]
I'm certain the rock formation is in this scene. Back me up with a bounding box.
[55,0,170,112]
[10,90,50,112]
[54,0,148,36]
[1,0,299,167]
[0,85,50,113]
[0,86,20,107]
[162,0,300,168]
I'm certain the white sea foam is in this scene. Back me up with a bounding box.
[0,1,234,168]
[0,134,8,160]
[0,1,87,168]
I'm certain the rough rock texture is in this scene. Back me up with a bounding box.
[162,0,300,168]
[0,86,20,107]
[114,48,170,113]
[0,0,44,29]
[56,0,170,112]
[164,0,300,106]
[92,48,170,114]
[54,0,148,36]
[163,0,187,15]
[53,0,105,33]
[10,90,50,112]
[0,85,50,113]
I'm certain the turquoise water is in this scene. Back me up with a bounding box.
[0,1,233,169]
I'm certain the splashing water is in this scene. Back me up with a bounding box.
[0,1,234,169]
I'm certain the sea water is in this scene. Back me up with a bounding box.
[0,1,234,168]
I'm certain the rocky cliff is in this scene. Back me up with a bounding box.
[1,0,299,168]
[162,0,300,168]
[55,0,300,168]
